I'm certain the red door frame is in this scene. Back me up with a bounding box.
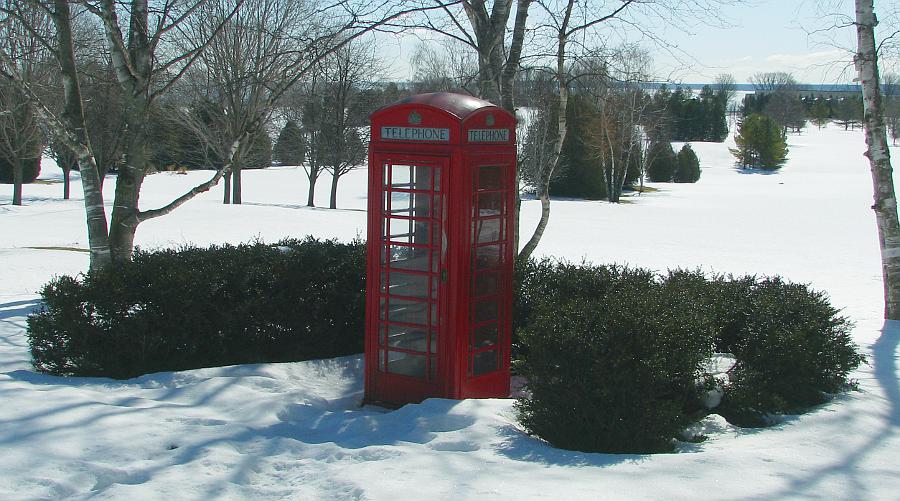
[365,152,452,405]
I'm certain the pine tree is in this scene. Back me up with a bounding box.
[730,114,788,170]
[809,99,831,129]
[273,120,307,166]
[674,144,701,183]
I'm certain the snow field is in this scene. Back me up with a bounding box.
[0,123,898,500]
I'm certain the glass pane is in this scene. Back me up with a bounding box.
[379,349,386,371]
[429,356,438,380]
[383,297,429,325]
[429,329,438,352]
[472,324,497,348]
[473,300,498,324]
[387,325,428,351]
[384,272,430,299]
[388,351,426,378]
[474,244,502,270]
[478,166,503,191]
[474,272,499,297]
[414,165,433,191]
[387,218,432,245]
[387,191,411,214]
[478,193,504,217]
[387,245,431,271]
[434,168,441,192]
[473,218,502,244]
[391,164,412,188]
[472,350,497,376]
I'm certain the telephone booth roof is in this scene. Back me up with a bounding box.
[370,92,516,147]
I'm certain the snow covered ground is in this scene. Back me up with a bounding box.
[1,123,898,500]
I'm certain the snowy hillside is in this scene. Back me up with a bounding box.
[0,123,898,500]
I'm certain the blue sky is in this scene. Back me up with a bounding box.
[380,0,877,85]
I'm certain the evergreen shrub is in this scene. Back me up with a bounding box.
[514,261,865,450]
[646,141,677,182]
[515,262,715,453]
[712,278,864,426]
[674,144,701,183]
[0,156,41,184]
[27,238,365,378]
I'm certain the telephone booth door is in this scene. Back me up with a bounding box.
[461,155,515,398]
[368,154,449,403]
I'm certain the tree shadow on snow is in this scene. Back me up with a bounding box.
[492,425,643,468]
[762,320,900,499]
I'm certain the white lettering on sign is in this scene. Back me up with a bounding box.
[468,129,510,142]
[381,126,450,141]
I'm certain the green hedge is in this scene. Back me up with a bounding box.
[514,260,865,452]
[27,238,365,379]
[516,263,714,453]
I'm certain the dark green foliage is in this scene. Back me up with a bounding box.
[27,238,366,379]
[273,120,307,166]
[514,262,865,451]
[711,278,864,426]
[515,262,715,453]
[661,85,729,142]
[243,129,272,169]
[730,114,788,170]
[646,141,677,182]
[674,144,701,183]
[550,95,607,199]
[0,156,41,184]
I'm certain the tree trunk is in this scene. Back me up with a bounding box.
[223,170,231,204]
[307,168,317,207]
[63,165,71,200]
[856,0,900,319]
[329,169,339,209]
[232,164,242,204]
[12,161,22,206]
[51,0,111,269]
[107,105,150,263]
[519,4,572,262]
[107,162,145,263]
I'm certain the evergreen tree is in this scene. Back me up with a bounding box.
[646,141,677,182]
[674,144,701,183]
[0,156,41,184]
[730,114,788,170]
[243,130,272,169]
[809,99,831,129]
[273,120,307,166]
[549,95,607,199]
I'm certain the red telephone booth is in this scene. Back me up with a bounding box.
[365,92,516,406]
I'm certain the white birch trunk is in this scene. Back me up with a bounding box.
[856,0,900,319]
[518,0,573,262]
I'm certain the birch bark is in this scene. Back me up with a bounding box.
[855,0,900,319]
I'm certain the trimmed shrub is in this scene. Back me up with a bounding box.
[713,278,864,426]
[674,144,701,183]
[514,261,865,450]
[646,141,677,182]
[27,237,365,378]
[515,262,715,453]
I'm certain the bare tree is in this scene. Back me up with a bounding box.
[855,0,900,319]
[304,41,381,209]
[410,41,478,94]
[0,0,49,206]
[2,0,452,268]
